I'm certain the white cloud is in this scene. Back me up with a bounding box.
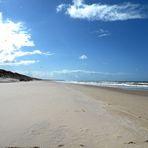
[79,54,88,60]
[57,0,148,21]
[93,29,110,37]
[56,4,66,12]
[14,69,129,80]
[0,60,38,66]
[0,12,52,66]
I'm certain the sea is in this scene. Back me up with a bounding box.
[58,81,148,91]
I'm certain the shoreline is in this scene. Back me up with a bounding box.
[1,79,148,95]
[65,83,148,97]
[66,82,148,125]
[58,80,148,91]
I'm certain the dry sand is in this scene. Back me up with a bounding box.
[0,81,148,148]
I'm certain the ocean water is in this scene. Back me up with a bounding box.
[58,81,148,91]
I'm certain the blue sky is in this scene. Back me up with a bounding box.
[0,0,148,81]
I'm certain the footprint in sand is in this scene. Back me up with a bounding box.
[75,109,86,112]
[80,144,85,147]
[127,141,136,144]
[81,109,86,112]
[58,144,64,147]
[80,128,89,133]
[125,140,148,145]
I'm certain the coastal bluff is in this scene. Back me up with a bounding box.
[0,69,38,82]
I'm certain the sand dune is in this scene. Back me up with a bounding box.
[0,81,148,148]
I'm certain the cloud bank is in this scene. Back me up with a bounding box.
[0,12,51,66]
[50,69,125,76]
[20,69,127,80]
[57,0,148,21]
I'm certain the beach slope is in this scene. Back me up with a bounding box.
[0,81,148,148]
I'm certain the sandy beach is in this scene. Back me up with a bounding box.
[0,81,148,148]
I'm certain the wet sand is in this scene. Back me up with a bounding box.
[0,81,148,148]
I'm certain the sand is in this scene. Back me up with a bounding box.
[0,81,148,148]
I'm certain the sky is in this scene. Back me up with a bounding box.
[0,0,148,81]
